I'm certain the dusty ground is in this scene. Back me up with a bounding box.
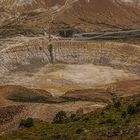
[1,79,140,134]
[0,85,107,134]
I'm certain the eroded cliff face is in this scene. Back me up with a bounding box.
[0,40,140,75]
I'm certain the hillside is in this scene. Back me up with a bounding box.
[1,84,140,139]
[0,0,140,37]
[0,79,140,134]
[0,0,140,139]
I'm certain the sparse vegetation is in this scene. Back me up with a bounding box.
[127,104,136,115]
[20,118,34,128]
[136,101,140,107]
[53,111,69,124]
[121,111,127,118]
[76,128,84,134]
[1,95,140,139]
[114,99,121,110]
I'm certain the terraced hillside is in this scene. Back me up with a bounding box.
[0,39,140,72]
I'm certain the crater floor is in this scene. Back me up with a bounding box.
[0,64,138,96]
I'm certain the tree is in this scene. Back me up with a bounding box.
[20,118,34,128]
[53,111,68,124]
[127,104,136,115]
[113,96,121,109]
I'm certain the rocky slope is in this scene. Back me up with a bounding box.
[0,0,140,37]
[0,79,140,136]
[0,39,140,75]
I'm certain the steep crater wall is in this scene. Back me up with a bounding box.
[0,40,140,75]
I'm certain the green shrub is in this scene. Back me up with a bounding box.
[136,101,140,107]
[53,111,68,124]
[114,100,121,109]
[127,105,136,114]
[76,128,84,134]
[82,117,89,122]
[70,113,76,119]
[106,118,117,125]
[20,118,34,128]
[121,111,127,118]
[51,134,61,140]
[72,117,81,122]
